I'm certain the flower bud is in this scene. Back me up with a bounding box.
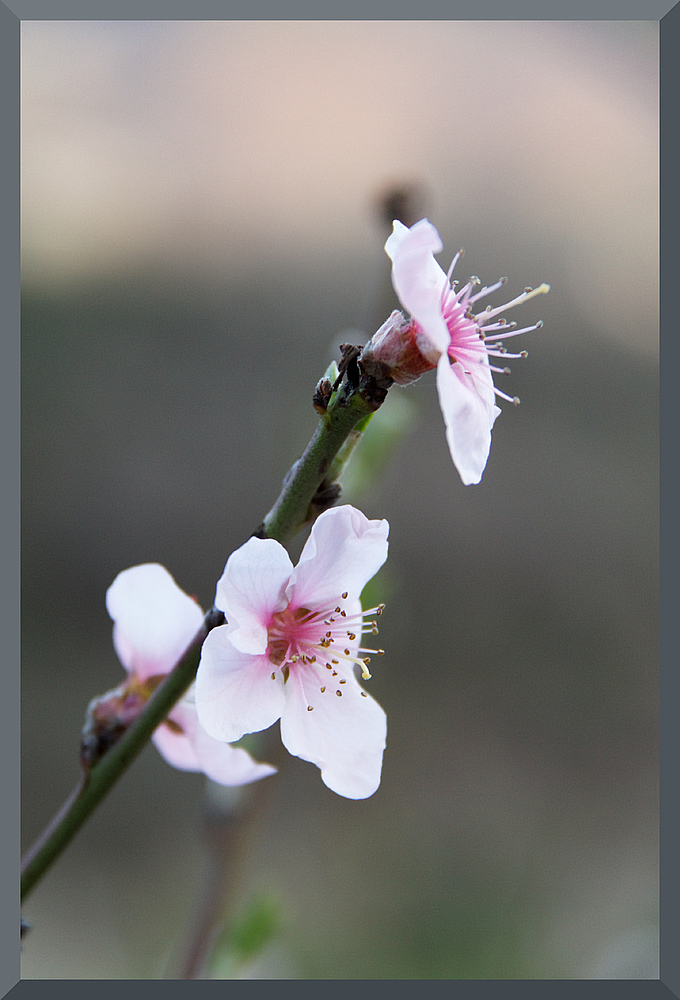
[359,310,437,386]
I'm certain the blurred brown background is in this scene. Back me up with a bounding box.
[21,21,658,979]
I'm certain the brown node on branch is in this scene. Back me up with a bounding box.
[312,377,333,414]
[335,344,363,390]
[79,676,162,770]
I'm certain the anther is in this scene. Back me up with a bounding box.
[336,690,342,697]
[307,705,314,712]
[513,396,520,405]
[344,648,350,655]
[325,631,332,638]
[524,286,532,293]
[347,632,356,640]
[339,679,347,685]
[320,686,326,693]
[361,691,368,698]
[342,592,348,599]
[520,350,529,358]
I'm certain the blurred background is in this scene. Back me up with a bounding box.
[21,20,658,979]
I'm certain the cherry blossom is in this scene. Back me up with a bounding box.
[195,506,389,799]
[380,218,549,485]
[106,563,276,786]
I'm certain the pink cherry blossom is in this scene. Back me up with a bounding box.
[106,563,276,786]
[195,506,389,799]
[384,218,549,485]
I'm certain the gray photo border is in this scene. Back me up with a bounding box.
[5,0,672,994]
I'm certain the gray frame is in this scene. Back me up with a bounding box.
[6,3,672,994]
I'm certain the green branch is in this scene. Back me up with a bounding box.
[21,615,214,901]
[21,360,391,903]
[260,378,382,544]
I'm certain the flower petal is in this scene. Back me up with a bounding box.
[153,699,277,786]
[385,219,450,354]
[106,563,204,682]
[215,537,293,654]
[195,626,286,743]
[436,355,501,485]
[280,665,387,799]
[287,506,389,610]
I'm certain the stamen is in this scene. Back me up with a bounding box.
[446,249,463,283]
[479,282,550,322]
[479,321,544,342]
[468,276,508,305]
[485,349,528,360]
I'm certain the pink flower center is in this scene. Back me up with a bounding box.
[266,596,385,682]
[430,260,550,405]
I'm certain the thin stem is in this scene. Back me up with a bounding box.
[21,614,214,901]
[261,381,376,544]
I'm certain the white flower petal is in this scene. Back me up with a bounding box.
[195,626,286,743]
[385,219,450,354]
[106,563,204,681]
[280,666,387,799]
[153,700,276,786]
[287,506,389,610]
[215,537,293,654]
[436,355,500,486]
